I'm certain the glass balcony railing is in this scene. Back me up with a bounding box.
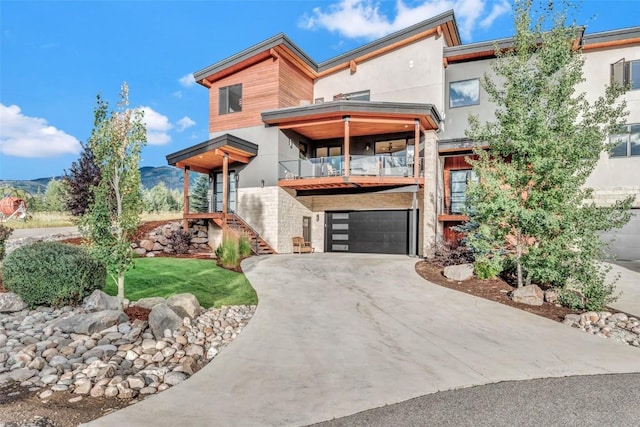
[279,155,423,180]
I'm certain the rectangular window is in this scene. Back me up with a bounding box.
[610,124,640,158]
[450,170,478,214]
[333,90,370,101]
[449,79,480,108]
[611,59,640,91]
[218,84,242,115]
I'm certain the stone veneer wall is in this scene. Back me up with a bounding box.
[277,187,313,253]
[236,186,279,250]
[422,130,440,257]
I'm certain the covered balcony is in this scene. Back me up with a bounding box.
[262,100,441,191]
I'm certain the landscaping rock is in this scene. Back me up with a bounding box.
[134,297,166,310]
[511,285,544,306]
[544,289,558,304]
[149,304,183,341]
[54,311,129,335]
[443,263,474,281]
[0,292,28,313]
[167,293,201,320]
[163,371,187,386]
[83,290,121,312]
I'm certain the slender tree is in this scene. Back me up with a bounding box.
[81,82,146,306]
[464,1,633,309]
[42,178,66,212]
[63,142,101,217]
[190,174,210,213]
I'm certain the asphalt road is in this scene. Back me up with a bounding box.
[312,373,640,427]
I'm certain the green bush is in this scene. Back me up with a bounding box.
[0,224,13,261]
[238,235,252,258]
[473,256,503,279]
[3,241,106,307]
[218,237,239,269]
[558,280,618,312]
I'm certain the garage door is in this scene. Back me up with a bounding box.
[326,210,411,254]
[602,209,640,261]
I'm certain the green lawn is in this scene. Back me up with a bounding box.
[104,258,257,308]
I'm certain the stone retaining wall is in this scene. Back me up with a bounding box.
[131,220,211,257]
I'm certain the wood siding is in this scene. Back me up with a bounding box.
[209,55,313,133]
[209,58,280,133]
[278,56,314,108]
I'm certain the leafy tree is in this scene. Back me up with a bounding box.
[63,142,101,217]
[190,174,210,213]
[143,182,181,213]
[464,1,633,307]
[81,82,146,306]
[42,178,66,212]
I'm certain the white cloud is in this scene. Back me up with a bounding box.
[300,0,511,42]
[137,106,172,145]
[0,103,81,158]
[178,73,196,87]
[176,116,196,132]
[172,90,183,99]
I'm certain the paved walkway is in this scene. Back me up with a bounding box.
[608,261,640,317]
[83,254,640,427]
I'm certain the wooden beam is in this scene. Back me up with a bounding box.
[175,161,211,175]
[183,167,190,230]
[222,154,229,217]
[442,57,449,68]
[278,118,344,130]
[582,37,640,51]
[273,45,317,80]
[269,48,280,61]
[349,117,415,126]
[200,79,212,88]
[213,149,251,164]
[436,25,443,37]
[414,120,420,179]
[344,117,350,177]
[349,59,357,74]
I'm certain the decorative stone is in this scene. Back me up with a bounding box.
[543,289,558,304]
[54,310,129,335]
[104,386,119,397]
[149,304,183,341]
[167,293,201,320]
[0,292,28,313]
[90,385,105,397]
[163,371,187,386]
[83,290,121,312]
[443,263,474,281]
[511,285,544,306]
[74,378,92,395]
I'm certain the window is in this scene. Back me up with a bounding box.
[611,59,640,91]
[449,79,480,108]
[333,90,370,101]
[218,84,242,115]
[610,124,640,158]
[450,170,478,214]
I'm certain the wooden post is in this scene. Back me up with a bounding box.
[222,153,229,217]
[183,166,190,230]
[414,120,420,179]
[344,117,350,177]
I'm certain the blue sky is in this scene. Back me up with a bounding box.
[1,0,638,180]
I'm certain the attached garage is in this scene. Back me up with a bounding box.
[602,209,640,261]
[325,210,417,255]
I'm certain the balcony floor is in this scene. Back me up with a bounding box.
[279,175,424,191]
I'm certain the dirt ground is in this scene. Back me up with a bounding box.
[1,222,582,426]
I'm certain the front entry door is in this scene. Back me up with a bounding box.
[215,172,237,213]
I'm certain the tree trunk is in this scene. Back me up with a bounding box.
[117,273,125,307]
[516,228,523,288]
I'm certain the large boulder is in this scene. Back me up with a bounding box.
[443,263,474,281]
[167,293,201,320]
[511,285,544,306]
[0,292,28,313]
[83,290,120,312]
[134,297,166,310]
[54,310,129,334]
[148,303,183,340]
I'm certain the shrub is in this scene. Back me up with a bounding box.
[238,234,252,258]
[218,235,239,269]
[428,240,474,267]
[169,229,192,255]
[0,224,13,261]
[3,241,106,307]
[557,277,618,312]
[473,255,503,279]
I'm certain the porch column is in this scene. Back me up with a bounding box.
[414,119,420,179]
[182,166,190,230]
[222,153,229,217]
[343,116,350,177]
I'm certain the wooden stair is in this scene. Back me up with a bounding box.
[213,214,276,255]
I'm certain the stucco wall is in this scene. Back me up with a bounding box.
[314,36,445,111]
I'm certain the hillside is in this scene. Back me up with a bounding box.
[0,166,202,195]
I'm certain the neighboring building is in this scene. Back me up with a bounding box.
[166,10,640,259]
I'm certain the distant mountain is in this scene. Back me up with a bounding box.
[1,166,202,195]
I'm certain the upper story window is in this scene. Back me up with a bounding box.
[610,124,640,158]
[219,84,242,115]
[449,79,480,108]
[611,59,640,91]
[333,90,370,101]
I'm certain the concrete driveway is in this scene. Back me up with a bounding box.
[84,254,640,427]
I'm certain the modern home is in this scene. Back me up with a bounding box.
[166,10,640,259]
